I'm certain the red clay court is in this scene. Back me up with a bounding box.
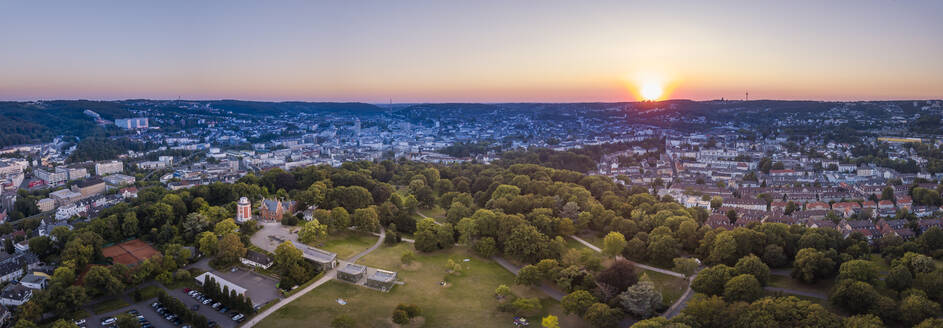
[103,239,160,266]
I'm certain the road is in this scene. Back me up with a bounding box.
[569,235,685,278]
[242,225,386,328]
[491,256,565,301]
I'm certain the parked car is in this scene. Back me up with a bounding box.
[173,318,183,326]
[128,309,140,315]
[208,321,217,328]
[232,313,244,321]
[211,302,222,309]
[202,298,213,305]
[151,302,161,308]
[183,288,191,293]
[218,306,228,313]
[101,317,117,325]
[73,319,86,326]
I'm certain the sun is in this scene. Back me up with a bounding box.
[640,82,664,101]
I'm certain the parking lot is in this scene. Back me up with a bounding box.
[188,258,282,308]
[83,285,245,328]
[165,287,241,328]
[85,301,174,328]
[207,267,280,307]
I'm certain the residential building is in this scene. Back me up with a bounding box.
[95,160,124,176]
[19,273,48,290]
[240,250,273,269]
[0,284,31,306]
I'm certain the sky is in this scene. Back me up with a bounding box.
[1,1,942,102]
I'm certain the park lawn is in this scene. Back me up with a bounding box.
[259,246,587,328]
[643,270,687,305]
[768,275,834,296]
[92,298,130,314]
[359,243,415,270]
[317,232,378,260]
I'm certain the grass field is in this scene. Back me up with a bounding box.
[92,298,130,314]
[768,275,834,296]
[644,270,687,305]
[259,245,587,328]
[316,232,378,260]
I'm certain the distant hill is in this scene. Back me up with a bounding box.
[0,100,130,147]
[208,100,384,115]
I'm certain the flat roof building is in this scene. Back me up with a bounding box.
[337,263,366,283]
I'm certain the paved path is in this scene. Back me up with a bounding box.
[764,287,827,300]
[491,256,566,301]
[663,272,698,319]
[242,226,386,328]
[415,211,443,225]
[569,235,685,278]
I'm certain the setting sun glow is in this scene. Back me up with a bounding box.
[640,82,664,101]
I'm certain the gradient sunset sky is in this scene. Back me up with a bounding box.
[2,1,942,102]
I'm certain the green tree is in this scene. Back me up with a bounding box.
[214,218,238,236]
[723,274,763,303]
[843,314,883,328]
[735,254,770,286]
[792,248,835,283]
[274,241,302,271]
[886,264,913,291]
[602,231,627,257]
[516,265,542,286]
[197,231,218,255]
[217,233,246,265]
[837,259,880,286]
[116,313,138,328]
[673,257,698,278]
[298,219,328,244]
[680,294,728,328]
[562,290,597,316]
[583,303,623,328]
[352,207,380,232]
[692,264,736,296]
[512,297,543,316]
[899,294,942,327]
[829,279,879,314]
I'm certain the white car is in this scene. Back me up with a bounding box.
[232,314,244,321]
[101,317,117,325]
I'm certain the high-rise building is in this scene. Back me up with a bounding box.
[114,117,149,129]
[95,161,124,176]
[236,197,252,223]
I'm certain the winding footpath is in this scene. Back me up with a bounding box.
[242,226,386,328]
[569,235,685,279]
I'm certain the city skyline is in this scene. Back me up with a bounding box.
[2,1,942,102]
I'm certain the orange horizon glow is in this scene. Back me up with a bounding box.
[1,2,942,102]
